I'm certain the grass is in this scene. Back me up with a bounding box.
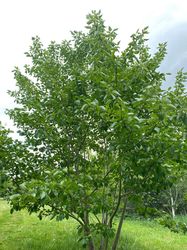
[120,219,187,250]
[0,199,81,250]
[0,199,187,250]
[175,215,187,224]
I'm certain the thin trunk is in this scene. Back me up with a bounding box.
[88,239,95,250]
[108,179,122,228]
[99,139,109,250]
[99,212,108,250]
[99,239,104,250]
[111,198,127,250]
[84,212,95,250]
[169,188,176,218]
[104,238,109,250]
[99,238,107,250]
[98,180,122,250]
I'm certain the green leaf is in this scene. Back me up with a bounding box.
[40,191,46,199]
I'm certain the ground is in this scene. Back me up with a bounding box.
[0,199,187,250]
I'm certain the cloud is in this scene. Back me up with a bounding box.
[149,21,187,88]
[146,0,187,88]
[160,23,187,71]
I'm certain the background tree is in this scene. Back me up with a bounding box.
[0,122,13,196]
[138,171,187,219]
[159,172,187,218]
[7,11,187,250]
[0,122,28,197]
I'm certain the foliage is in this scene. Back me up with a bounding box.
[6,10,187,250]
[157,215,187,234]
[0,122,29,197]
[144,172,187,217]
[0,122,13,196]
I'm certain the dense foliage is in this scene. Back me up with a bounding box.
[0,122,13,196]
[157,215,187,234]
[6,11,187,250]
[140,172,187,218]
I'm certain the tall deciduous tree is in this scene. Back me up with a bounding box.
[7,11,187,250]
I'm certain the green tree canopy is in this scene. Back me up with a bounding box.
[0,122,13,195]
[7,11,187,250]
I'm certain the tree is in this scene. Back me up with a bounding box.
[0,122,27,197]
[0,122,13,196]
[161,173,187,218]
[142,171,187,218]
[7,11,187,250]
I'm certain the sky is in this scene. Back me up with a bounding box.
[0,0,187,133]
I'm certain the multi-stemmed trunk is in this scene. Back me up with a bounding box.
[99,212,109,250]
[98,197,127,250]
[84,206,127,250]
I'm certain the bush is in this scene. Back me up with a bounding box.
[157,215,187,234]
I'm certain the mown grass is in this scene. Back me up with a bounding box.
[0,199,81,250]
[0,198,187,250]
[120,219,187,250]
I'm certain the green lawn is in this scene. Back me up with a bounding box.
[0,199,187,250]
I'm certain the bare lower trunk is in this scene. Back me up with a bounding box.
[84,225,95,250]
[84,212,95,250]
[169,188,176,218]
[99,236,109,250]
[99,235,109,250]
[111,199,127,250]
[99,238,108,250]
[88,240,95,250]
[99,180,122,250]
[171,204,176,218]
[98,212,109,250]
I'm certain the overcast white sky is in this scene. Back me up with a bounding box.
[0,0,187,132]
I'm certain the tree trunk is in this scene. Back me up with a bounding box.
[99,212,109,250]
[88,240,95,250]
[169,188,176,218]
[84,212,95,250]
[84,225,95,250]
[99,236,109,250]
[99,238,108,250]
[111,199,127,250]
